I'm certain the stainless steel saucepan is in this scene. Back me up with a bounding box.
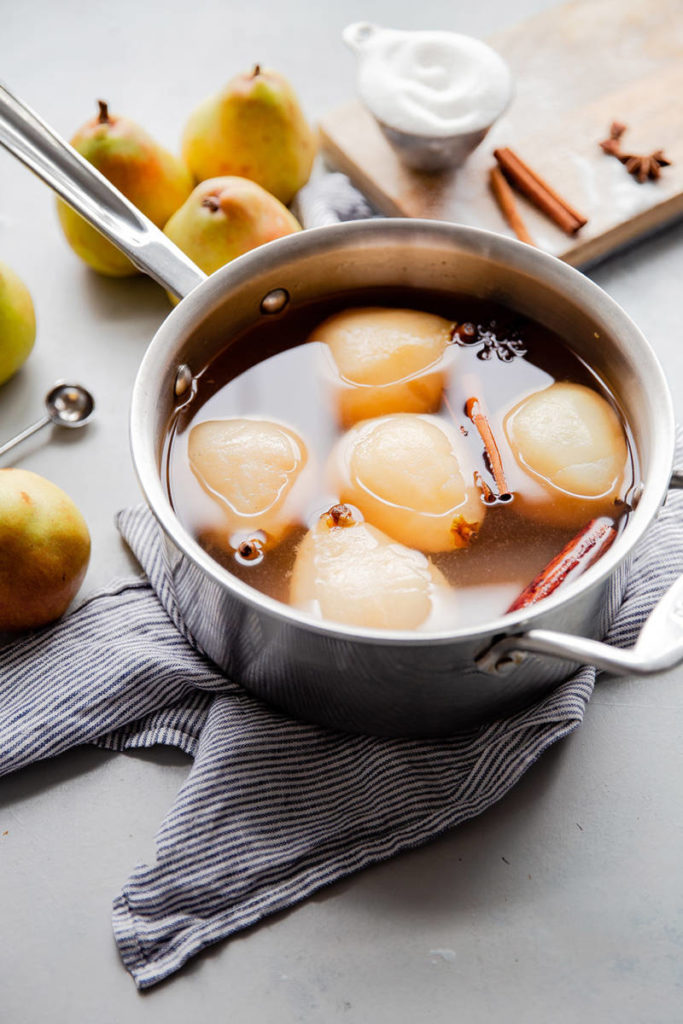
[2,83,682,737]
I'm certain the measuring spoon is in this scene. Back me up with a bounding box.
[0,383,95,458]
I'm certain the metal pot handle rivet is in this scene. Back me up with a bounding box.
[174,364,193,398]
[260,288,290,315]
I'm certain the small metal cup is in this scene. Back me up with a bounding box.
[343,22,513,173]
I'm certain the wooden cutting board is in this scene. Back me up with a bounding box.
[319,0,683,266]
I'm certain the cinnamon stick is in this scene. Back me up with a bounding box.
[489,166,536,246]
[506,517,617,613]
[493,147,588,236]
[474,470,495,504]
[465,397,510,499]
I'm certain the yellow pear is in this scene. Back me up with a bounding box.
[57,100,193,276]
[182,66,317,205]
[0,262,36,386]
[163,177,301,280]
[0,469,91,631]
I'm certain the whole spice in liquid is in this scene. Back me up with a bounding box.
[506,516,618,612]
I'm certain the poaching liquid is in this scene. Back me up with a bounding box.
[164,288,638,631]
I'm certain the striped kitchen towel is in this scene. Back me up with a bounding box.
[0,480,681,988]
[292,170,378,227]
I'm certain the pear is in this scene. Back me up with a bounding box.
[504,382,628,527]
[0,262,36,386]
[311,306,451,426]
[188,417,308,549]
[163,177,301,279]
[57,100,193,276]
[0,469,91,631]
[182,66,317,205]
[290,507,452,631]
[332,414,485,552]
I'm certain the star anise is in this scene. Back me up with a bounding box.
[620,149,672,183]
[599,121,627,157]
[451,320,527,362]
[598,122,672,184]
[476,328,527,362]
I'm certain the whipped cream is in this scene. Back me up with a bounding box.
[344,23,512,138]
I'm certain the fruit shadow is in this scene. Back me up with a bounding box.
[0,742,190,810]
[77,267,172,326]
[0,744,114,808]
[0,420,97,468]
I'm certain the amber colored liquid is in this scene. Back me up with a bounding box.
[164,288,638,629]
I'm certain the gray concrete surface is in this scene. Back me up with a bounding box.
[1,0,682,1020]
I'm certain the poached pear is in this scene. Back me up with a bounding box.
[57,100,193,276]
[182,66,317,205]
[0,262,36,386]
[0,468,91,631]
[163,176,300,281]
[188,417,309,549]
[290,508,452,631]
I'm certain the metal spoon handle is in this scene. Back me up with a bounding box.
[0,83,207,300]
[0,415,50,458]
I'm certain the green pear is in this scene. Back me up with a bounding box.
[0,262,36,386]
[57,100,193,276]
[0,469,91,631]
[182,66,317,205]
[163,176,301,282]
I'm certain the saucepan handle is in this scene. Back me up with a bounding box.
[479,465,683,676]
[0,83,206,300]
[477,572,683,676]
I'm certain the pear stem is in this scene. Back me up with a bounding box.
[96,99,110,124]
[201,195,221,212]
[325,504,356,528]
[251,64,261,78]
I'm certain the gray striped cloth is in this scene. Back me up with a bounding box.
[1,494,681,989]
[1,173,680,988]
